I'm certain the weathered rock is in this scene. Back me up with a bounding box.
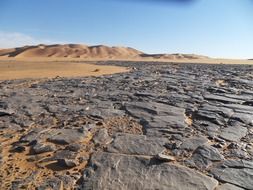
[194,145,224,161]
[10,145,26,153]
[0,108,14,116]
[219,125,248,142]
[187,144,224,170]
[19,128,44,143]
[41,150,78,164]
[31,143,55,154]
[155,153,176,162]
[180,136,208,151]
[93,128,112,145]
[57,159,77,168]
[81,152,218,190]
[196,109,226,125]
[204,94,244,104]
[231,113,253,125]
[107,133,167,155]
[2,62,253,189]
[124,101,187,129]
[216,183,244,190]
[211,160,253,189]
[48,128,89,145]
[65,144,81,152]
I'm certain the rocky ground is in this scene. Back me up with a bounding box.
[0,61,253,190]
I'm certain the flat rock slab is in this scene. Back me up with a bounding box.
[93,128,112,145]
[216,183,244,190]
[219,126,248,142]
[107,133,167,156]
[231,113,253,125]
[210,160,253,190]
[124,102,187,128]
[180,136,209,151]
[48,128,89,145]
[124,101,185,117]
[81,152,218,190]
[194,145,224,161]
[204,94,244,104]
[187,145,224,170]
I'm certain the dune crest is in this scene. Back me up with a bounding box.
[0,44,207,60]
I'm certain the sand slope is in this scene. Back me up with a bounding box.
[0,44,143,59]
[0,44,207,60]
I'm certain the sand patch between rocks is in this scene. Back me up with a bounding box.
[0,61,128,80]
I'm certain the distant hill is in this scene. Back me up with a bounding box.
[0,44,208,60]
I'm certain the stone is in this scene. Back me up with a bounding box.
[93,128,112,145]
[81,152,218,190]
[155,153,176,162]
[194,145,224,161]
[2,62,253,189]
[57,159,77,168]
[180,136,208,151]
[31,143,55,154]
[48,128,89,145]
[107,133,167,156]
[10,145,26,153]
[19,128,44,143]
[65,144,81,152]
[204,94,244,104]
[196,109,226,125]
[219,125,248,142]
[221,159,253,169]
[211,160,253,189]
[50,150,77,160]
[216,183,244,190]
[0,108,14,116]
[231,113,253,125]
[198,103,234,118]
[187,145,224,170]
[123,101,187,129]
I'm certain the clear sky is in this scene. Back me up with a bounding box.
[0,0,252,58]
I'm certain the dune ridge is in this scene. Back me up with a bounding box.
[0,44,207,60]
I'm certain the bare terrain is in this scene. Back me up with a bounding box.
[0,60,253,189]
[0,60,128,80]
[0,44,205,60]
[0,44,253,190]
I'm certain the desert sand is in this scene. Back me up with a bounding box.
[0,43,252,81]
[0,61,128,80]
[0,44,252,66]
[0,44,143,59]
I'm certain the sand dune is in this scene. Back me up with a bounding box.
[0,44,143,59]
[0,44,207,60]
[1,44,252,65]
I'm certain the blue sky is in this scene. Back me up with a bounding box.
[0,0,252,58]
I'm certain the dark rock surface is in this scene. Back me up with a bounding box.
[216,183,245,190]
[81,152,218,190]
[107,133,167,155]
[211,160,253,189]
[0,61,253,189]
